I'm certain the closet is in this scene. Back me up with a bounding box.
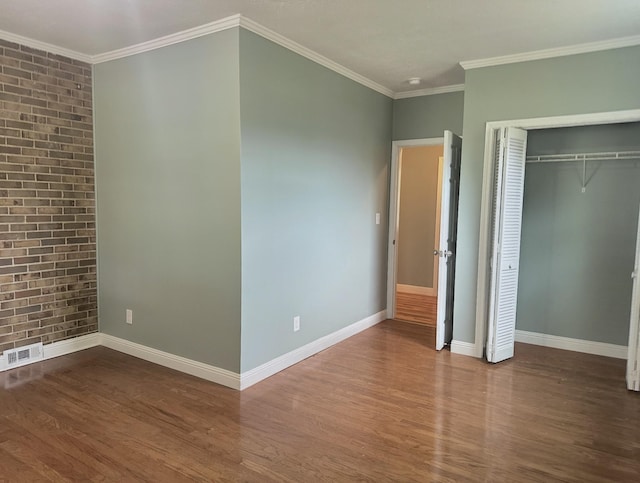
[516,122,640,353]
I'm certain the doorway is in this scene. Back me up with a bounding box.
[387,132,462,350]
[395,144,442,326]
[475,110,640,391]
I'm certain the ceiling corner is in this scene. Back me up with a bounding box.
[393,84,465,100]
[90,14,242,64]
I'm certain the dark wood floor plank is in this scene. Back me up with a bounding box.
[0,320,639,481]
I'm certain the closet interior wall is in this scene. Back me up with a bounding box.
[516,123,640,347]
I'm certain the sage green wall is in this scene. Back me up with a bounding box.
[517,125,640,345]
[454,45,640,344]
[527,122,640,154]
[517,161,640,345]
[94,30,242,371]
[397,145,442,287]
[239,29,392,372]
[392,91,464,140]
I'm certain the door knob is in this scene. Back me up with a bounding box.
[433,250,440,256]
[445,250,453,257]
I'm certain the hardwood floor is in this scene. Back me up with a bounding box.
[395,290,437,325]
[1,321,639,482]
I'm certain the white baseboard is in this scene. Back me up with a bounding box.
[43,332,102,360]
[100,334,241,390]
[240,310,387,390]
[0,332,102,372]
[0,311,388,391]
[515,330,627,359]
[450,339,479,357]
[396,284,437,297]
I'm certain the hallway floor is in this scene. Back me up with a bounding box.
[395,290,437,326]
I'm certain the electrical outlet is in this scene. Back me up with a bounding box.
[126,309,133,325]
[293,316,300,332]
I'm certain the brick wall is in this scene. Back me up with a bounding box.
[0,39,96,354]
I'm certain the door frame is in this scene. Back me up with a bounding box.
[474,109,640,358]
[386,137,444,318]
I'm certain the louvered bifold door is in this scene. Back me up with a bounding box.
[486,127,528,363]
[626,205,640,391]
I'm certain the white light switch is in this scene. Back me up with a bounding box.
[375,213,381,225]
[126,309,133,325]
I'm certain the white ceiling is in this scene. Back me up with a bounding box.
[1,0,639,94]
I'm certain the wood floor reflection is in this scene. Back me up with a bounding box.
[395,290,437,326]
[0,320,638,481]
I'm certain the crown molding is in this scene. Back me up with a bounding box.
[238,17,393,98]
[393,84,464,99]
[4,17,640,98]
[91,14,242,64]
[460,34,640,70]
[0,28,92,63]
[87,14,393,97]
[0,19,454,98]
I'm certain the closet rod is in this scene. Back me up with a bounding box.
[525,149,640,193]
[526,150,640,163]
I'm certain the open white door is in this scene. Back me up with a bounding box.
[435,131,462,350]
[626,205,640,391]
[486,127,528,363]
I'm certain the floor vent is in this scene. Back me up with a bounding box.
[3,343,44,370]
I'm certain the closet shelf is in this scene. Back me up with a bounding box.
[525,150,640,193]
[526,150,640,163]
